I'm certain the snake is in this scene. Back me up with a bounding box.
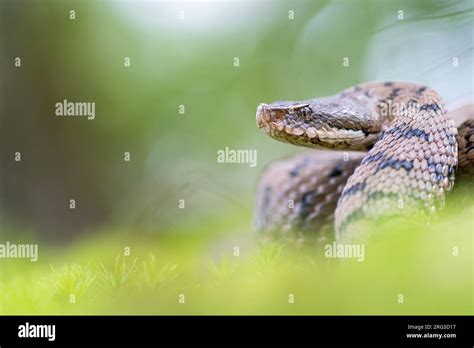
[254,82,474,243]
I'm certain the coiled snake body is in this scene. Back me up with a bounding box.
[255,82,474,242]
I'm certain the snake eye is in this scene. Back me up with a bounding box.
[287,103,310,115]
[291,103,310,109]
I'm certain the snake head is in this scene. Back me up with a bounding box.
[256,102,309,129]
[256,98,379,150]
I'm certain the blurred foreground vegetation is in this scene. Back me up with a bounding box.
[1,186,472,315]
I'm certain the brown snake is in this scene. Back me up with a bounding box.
[254,82,474,243]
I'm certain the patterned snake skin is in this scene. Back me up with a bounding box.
[255,82,473,243]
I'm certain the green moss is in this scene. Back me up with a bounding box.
[0,192,472,315]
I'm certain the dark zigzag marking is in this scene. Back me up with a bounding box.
[262,186,272,216]
[298,189,334,221]
[377,158,414,171]
[329,162,343,178]
[384,123,430,141]
[340,157,414,198]
[416,86,428,95]
[298,190,317,219]
[362,151,453,182]
[361,151,384,165]
[288,159,309,177]
[420,103,440,112]
[361,152,414,172]
[299,191,336,223]
[257,185,273,234]
[341,180,366,198]
[338,191,426,232]
[341,155,413,198]
[387,88,401,100]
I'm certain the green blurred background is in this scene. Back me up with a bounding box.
[0,0,472,314]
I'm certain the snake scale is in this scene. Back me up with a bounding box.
[255,82,474,243]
